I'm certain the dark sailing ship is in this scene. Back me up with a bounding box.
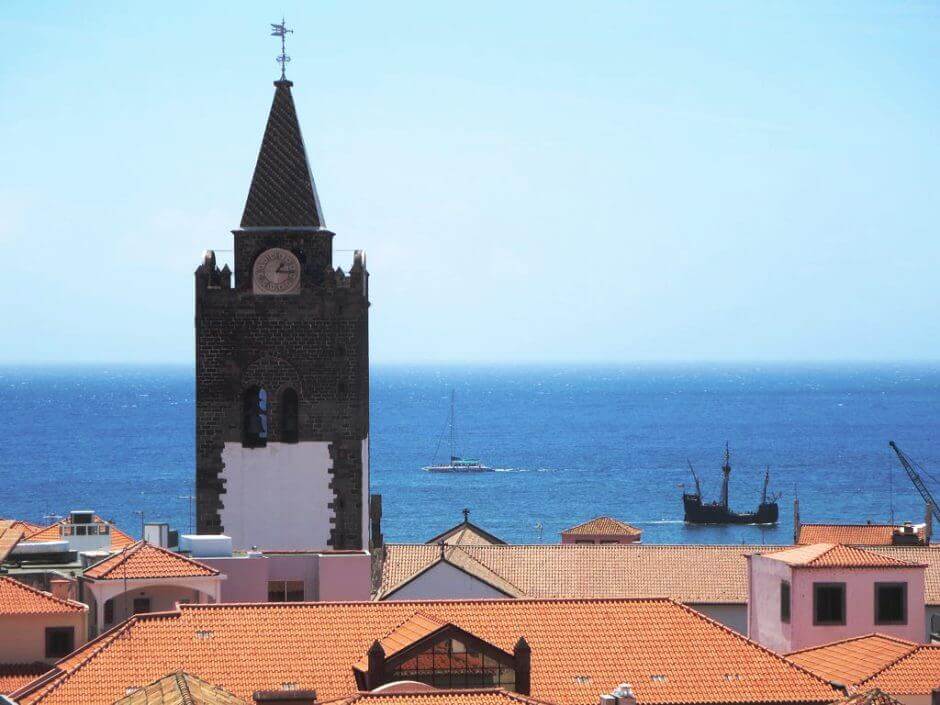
[682,445,779,524]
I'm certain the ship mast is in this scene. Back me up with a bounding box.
[721,443,731,509]
[449,390,456,462]
[762,467,770,504]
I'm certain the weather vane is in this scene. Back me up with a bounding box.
[271,18,293,80]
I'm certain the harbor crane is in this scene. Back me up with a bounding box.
[888,441,940,524]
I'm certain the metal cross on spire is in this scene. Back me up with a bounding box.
[270,18,293,80]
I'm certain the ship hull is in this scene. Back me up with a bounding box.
[683,494,778,525]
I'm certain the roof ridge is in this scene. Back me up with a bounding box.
[179,595,680,611]
[786,632,919,657]
[444,545,526,596]
[856,642,935,689]
[176,670,196,705]
[669,599,841,692]
[0,575,86,613]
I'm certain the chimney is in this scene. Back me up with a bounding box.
[514,636,531,696]
[932,687,940,705]
[49,578,76,602]
[926,503,933,545]
[613,683,637,705]
[365,640,386,690]
[252,690,317,705]
[600,696,617,705]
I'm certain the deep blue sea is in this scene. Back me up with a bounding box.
[1,364,939,546]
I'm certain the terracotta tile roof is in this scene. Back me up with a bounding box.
[354,611,448,669]
[83,541,219,580]
[760,544,920,568]
[379,544,762,603]
[112,671,250,705]
[0,520,25,562]
[25,515,135,550]
[797,524,925,546]
[0,576,87,614]
[862,645,940,695]
[0,664,52,696]
[426,522,507,547]
[786,634,919,687]
[561,517,641,537]
[11,598,839,705]
[322,689,559,705]
[834,689,904,705]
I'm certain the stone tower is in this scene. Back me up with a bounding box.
[194,77,369,551]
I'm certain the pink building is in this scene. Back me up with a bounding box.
[201,549,371,603]
[560,516,641,544]
[747,543,926,653]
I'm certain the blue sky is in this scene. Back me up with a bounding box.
[1,1,938,363]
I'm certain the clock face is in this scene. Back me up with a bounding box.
[253,248,301,295]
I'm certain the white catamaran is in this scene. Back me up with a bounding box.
[423,390,493,473]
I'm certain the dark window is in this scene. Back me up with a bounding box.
[780,581,790,623]
[242,386,268,447]
[281,388,299,444]
[391,636,515,690]
[268,580,305,602]
[45,627,74,658]
[813,583,846,625]
[104,599,114,624]
[574,539,594,545]
[875,582,907,624]
[132,597,151,615]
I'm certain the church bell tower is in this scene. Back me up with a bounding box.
[194,71,370,551]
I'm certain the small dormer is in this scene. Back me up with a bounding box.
[353,612,530,694]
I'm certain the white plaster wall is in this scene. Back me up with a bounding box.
[691,603,748,635]
[362,435,370,549]
[385,562,507,601]
[220,441,334,551]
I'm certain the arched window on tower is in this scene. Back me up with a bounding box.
[281,388,299,443]
[243,386,268,448]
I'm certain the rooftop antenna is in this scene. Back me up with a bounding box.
[270,18,293,80]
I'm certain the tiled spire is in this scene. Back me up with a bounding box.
[241,79,325,229]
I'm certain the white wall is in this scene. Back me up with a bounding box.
[385,561,507,601]
[692,603,748,635]
[220,441,334,551]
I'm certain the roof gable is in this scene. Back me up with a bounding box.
[561,517,640,537]
[0,576,86,615]
[114,671,249,705]
[426,521,506,547]
[786,634,919,687]
[83,541,219,580]
[13,598,839,705]
[761,544,920,568]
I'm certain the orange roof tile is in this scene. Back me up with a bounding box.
[561,517,641,537]
[379,544,762,603]
[0,576,87,615]
[797,524,925,546]
[83,542,219,580]
[322,689,559,705]
[834,689,904,705]
[113,671,250,705]
[786,634,919,687]
[761,544,920,568]
[862,645,940,695]
[0,520,25,562]
[0,664,52,696]
[10,598,839,705]
[426,521,506,547]
[25,515,135,550]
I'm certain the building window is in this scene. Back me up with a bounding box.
[813,583,846,625]
[780,581,790,623]
[104,599,114,624]
[391,636,515,690]
[875,582,907,625]
[268,580,304,602]
[574,539,594,545]
[243,386,268,447]
[132,597,151,615]
[45,627,74,658]
[281,388,299,443]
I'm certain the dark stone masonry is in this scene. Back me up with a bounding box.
[194,78,369,549]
